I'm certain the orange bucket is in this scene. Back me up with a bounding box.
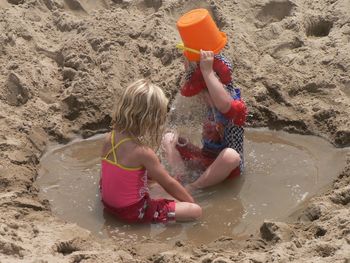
[176,8,227,61]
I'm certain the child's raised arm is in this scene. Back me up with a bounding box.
[138,147,195,203]
[200,50,247,126]
[199,50,232,113]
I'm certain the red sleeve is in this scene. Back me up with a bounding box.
[222,100,247,127]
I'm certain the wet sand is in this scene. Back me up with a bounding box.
[0,0,350,262]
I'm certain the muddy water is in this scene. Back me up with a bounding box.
[37,129,348,245]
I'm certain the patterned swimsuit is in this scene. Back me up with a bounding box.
[202,83,244,173]
[176,54,245,178]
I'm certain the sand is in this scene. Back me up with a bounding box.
[0,0,349,262]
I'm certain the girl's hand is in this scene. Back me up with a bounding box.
[138,147,195,203]
[199,50,214,75]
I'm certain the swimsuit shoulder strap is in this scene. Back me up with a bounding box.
[105,131,143,170]
[104,130,133,165]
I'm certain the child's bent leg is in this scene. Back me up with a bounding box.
[175,202,202,221]
[162,132,186,176]
[190,148,240,189]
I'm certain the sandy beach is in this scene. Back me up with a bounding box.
[0,0,349,262]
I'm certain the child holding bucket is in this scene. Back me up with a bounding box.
[163,9,247,189]
[100,79,202,223]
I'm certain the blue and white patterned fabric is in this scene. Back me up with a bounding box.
[202,55,245,173]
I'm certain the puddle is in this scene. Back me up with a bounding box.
[37,128,348,245]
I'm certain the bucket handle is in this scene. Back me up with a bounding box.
[176,43,200,54]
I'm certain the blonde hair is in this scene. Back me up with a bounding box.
[112,79,169,148]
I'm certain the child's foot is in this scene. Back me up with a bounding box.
[161,132,177,152]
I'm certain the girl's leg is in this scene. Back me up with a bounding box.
[175,202,202,221]
[190,148,240,189]
[162,132,186,176]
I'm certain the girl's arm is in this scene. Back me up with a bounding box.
[199,50,232,113]
[138,147,194,203]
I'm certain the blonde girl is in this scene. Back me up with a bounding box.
[100,79,202,223]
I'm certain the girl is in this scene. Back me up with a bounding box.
[100,79,202,223]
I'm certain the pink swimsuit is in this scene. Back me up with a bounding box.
[100,131,175,223]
